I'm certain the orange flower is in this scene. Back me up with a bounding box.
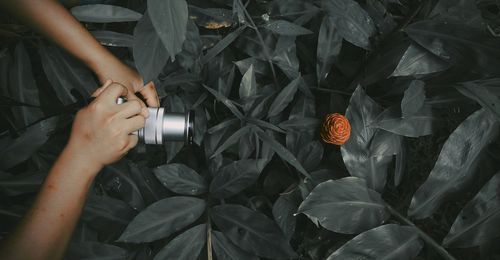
[320,113,351,145]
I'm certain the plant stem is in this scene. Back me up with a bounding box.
[207,215,213,260]
[238,0,280,88]
[385,204,457,260]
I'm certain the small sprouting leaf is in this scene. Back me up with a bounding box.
[0,116,58,170]
[210,159,268,198]
[408,109,500,219]
[153,164,207,195]
[91,30,133,47]
[391,43,449,77]
[256,129,310,178]
[133,11,168,83]
[317,16,342,83]
[212,231,259,260]
[265,20,313,36]
[117,197,205,243]
[71,4,142,23]
[443,172,500,248]
[239,64,256,100]
[326,224,423,260]
[322,0,376,49]
[273,191,301,241]
[153,224,206,260]
[341,86,392,191]
[372,105,435,138]
[148,0,188,60]
[212,204,297,259]
[298,177,389,234]
[201,26,246,65]
[268,77,300,118]
[456,81,500,121]
[401,80,426,118]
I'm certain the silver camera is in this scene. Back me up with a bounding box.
[117,97,194,145]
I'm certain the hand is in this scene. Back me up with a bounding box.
[66,80,148,173]
[93,61,160,107]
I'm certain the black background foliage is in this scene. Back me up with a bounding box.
[1,0,500,259]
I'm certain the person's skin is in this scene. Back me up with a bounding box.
[0,81,147,260]
[0,0,160,107]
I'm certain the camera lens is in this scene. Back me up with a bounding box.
[117,97,194,145]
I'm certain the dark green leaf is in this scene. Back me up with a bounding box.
[256,129,310,178]
[0,171,44,196]
[273,191,301,241]
[409,109,499,219]
[327,224,423,260]
[208,118,239,134]
[203,84,244,119]
[82,194,135,232]
[279,117,320,132]
[372,105,436,137]
[66,242,129,260]
[154,163,207,195]
[148,0,188,60]
[212,231,259,260]
[297,141,324,171]
[394,139,407,186]
[92,30,134,47]
[71,4,142,23]
[212,204,297,259]
[322,0,376,49]
[201,26,246,65]
[265,20,313,36]
[391,43,449,77]
[317,17,342,83]
[211,125,251,158]
[456,81,500,121]
[341,86,392,191]
[133,12,168,83]
[102,161,145,210]
[272,36,300,79]
[117,197,205,243]
[210,159,268,198]
[298,177,389,234]
[245,117,285,133]
[369,130,402,157]
[239,64,256,100]
[239,130,256,159]
[0,116,58,170]
[443,172,500,248]
[153,224,206,260]
[401,80,426,118]
[268,77,300,118]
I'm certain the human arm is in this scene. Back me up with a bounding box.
[0,81,147,260]
[0,0,159,107]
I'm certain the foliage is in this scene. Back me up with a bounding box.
[1,0,500,259]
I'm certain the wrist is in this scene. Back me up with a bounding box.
[59,143,104,179]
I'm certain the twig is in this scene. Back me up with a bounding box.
[385,204,457,260]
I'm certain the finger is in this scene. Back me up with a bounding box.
[91,79,113,97]
[139,81,160,107]
[124,135,139,153]
[122,114,146,134]
[99,83,128,103]
[117,100,147,119]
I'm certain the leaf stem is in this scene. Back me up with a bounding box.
[385,204,457,260]
[207,214,213,260]
[238,0,280,88]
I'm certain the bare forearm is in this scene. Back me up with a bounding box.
[0,0,121,75]
[0,145,101,260]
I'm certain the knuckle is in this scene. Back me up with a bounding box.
[129,100,142,112]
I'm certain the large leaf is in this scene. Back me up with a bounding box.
[408,109,499,219]
[405,20,500,78]
[210,125,251,158]
[272,36,300,79]
[148,0,188,60]
[210,159,268,198]
[38,43,97,104]
[0,171,44,196]
[322,0,376,49]
[91,30,134,48]
[200,26,246,65]
[153,224,206,260]
[401,80,426,118]
[316,16,342,83]
[117,197,205,243]
[264,20,313,36]
[272,191,301,241]
[298,177,389,234]
[82,194,135,233]
[297,140,324,171]
[341,86,392,191]
[455,80,500,121]
[443,172,500,248]
[391,43,449,77]
[256,129,310,178]
[66,242,129,260]
[268,77,300,118]
[372,105,435,137]
[133,11,168,83]
[154,163,207,195]
[212,231,259,260]
[203,84,244,119]
[211,204,297,259]
[326,224,423,260]
[0,116,58,170]
[101,162,145,211]
[71,4,141,23]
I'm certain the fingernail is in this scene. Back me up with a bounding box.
[142,107,149,118]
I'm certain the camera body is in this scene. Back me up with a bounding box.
[117,97,194,145]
